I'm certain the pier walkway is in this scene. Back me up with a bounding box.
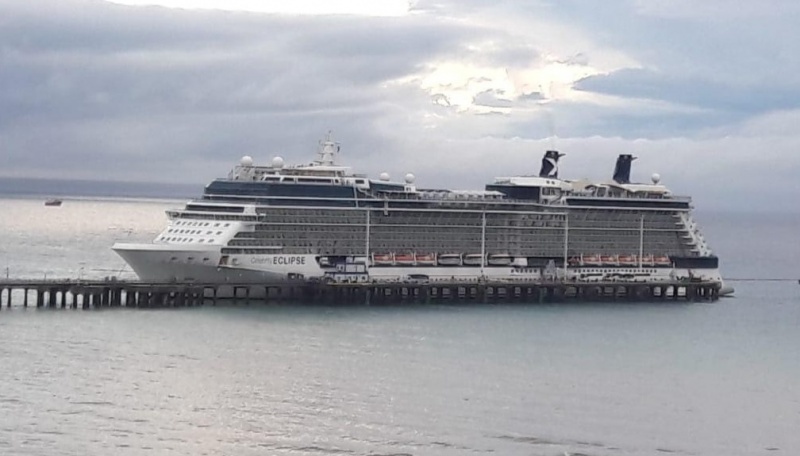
[0,278,721,309]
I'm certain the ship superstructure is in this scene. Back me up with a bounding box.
[113,134,726,293]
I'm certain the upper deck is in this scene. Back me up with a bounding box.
[192,135,691,214]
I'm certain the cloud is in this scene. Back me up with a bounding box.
[575,69,800,118]
[473,89,513,109]
[1,0,799,212]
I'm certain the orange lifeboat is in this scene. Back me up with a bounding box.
[583,254,602,266]
[414,253,436,265]
[654,255,671,266]
[640,254,655,266]
[394,253,415,265]
[600,254,618,266]
[372,253,394,265]
[618,254,637,266]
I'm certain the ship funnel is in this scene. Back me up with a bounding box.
[539,150,564,178]
[613,154,637,184]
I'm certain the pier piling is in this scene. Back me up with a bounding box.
[0,278,722,310]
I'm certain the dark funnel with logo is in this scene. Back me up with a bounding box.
[613,154,637,184]
[539,150,563,178]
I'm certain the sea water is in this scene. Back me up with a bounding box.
[1,196,799,455]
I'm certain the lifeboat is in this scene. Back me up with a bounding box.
[618,254,637,266]
[488,253,513,266]
[582,254,602,266]
[414,253,436,265]
[437,253,462,266]
[640,254,655,266]
[600,255,618,266]
[463,254,484,266]
[372,253,394,265]
[394,253,415,265]
[654,255,671,267]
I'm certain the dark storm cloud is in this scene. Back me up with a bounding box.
[0,0,482,181]
[575,69,800,116]
[542,0,800,117]
[0,1,476,124]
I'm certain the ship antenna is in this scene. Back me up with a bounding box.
[317,130,339,166]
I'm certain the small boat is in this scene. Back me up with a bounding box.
[582,254,602,266]
[639,254,655,266]
[372,253,394,265]
[618,255,637,266]
[463,254,484,266]
[488,253,513,266]
[654,255,671,266]
[44,198,62,206]
[414,253,437,265]
[437,253,462,266]
[600,255,618,266]
[394,253,415,265]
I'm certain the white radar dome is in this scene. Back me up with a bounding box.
[240,155,254,167]
[272,156,285,168]
[379,172,390,181]
[404,173,416,184]
[651,173,661,184]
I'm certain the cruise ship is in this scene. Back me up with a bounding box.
[113,134,728,294]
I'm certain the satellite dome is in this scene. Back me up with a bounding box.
[240,155,254,167]
[404,173,416,184]
[651,173,661,184]
[272,156,285,168]
[379,172,390,181]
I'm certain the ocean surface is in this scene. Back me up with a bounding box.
[1,196,799,455]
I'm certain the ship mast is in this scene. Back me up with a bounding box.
[316,131,339,166]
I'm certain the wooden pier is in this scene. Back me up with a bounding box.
[0,278,722,309]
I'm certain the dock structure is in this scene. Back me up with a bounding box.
[0,278,721,309]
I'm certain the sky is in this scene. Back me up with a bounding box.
[1,0,799,211]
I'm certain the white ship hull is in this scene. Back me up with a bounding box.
[113,244,729,298]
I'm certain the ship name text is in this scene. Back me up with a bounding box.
[250,255,307,266]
